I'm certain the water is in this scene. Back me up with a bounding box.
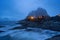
[0,22,60,40]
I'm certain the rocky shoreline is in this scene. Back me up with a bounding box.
[17,20,60,32]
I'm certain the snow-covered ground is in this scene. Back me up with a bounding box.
[0,24,60,40]
[9,30,60,40]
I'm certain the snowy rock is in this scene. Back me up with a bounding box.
[0,35,13,40]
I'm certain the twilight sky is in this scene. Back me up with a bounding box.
[0,0,60,20]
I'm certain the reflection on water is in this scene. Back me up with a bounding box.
[0,23,60,40]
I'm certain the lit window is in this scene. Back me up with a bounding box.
[28,16,35,21]
[30,16,34,19]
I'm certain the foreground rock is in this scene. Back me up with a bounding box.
[46,35,60,40]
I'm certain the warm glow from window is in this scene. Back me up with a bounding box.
[28,16,45,21]
[28,16,35,21]
[30,16,34,19]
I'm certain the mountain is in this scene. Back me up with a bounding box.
[27,8,49,17]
